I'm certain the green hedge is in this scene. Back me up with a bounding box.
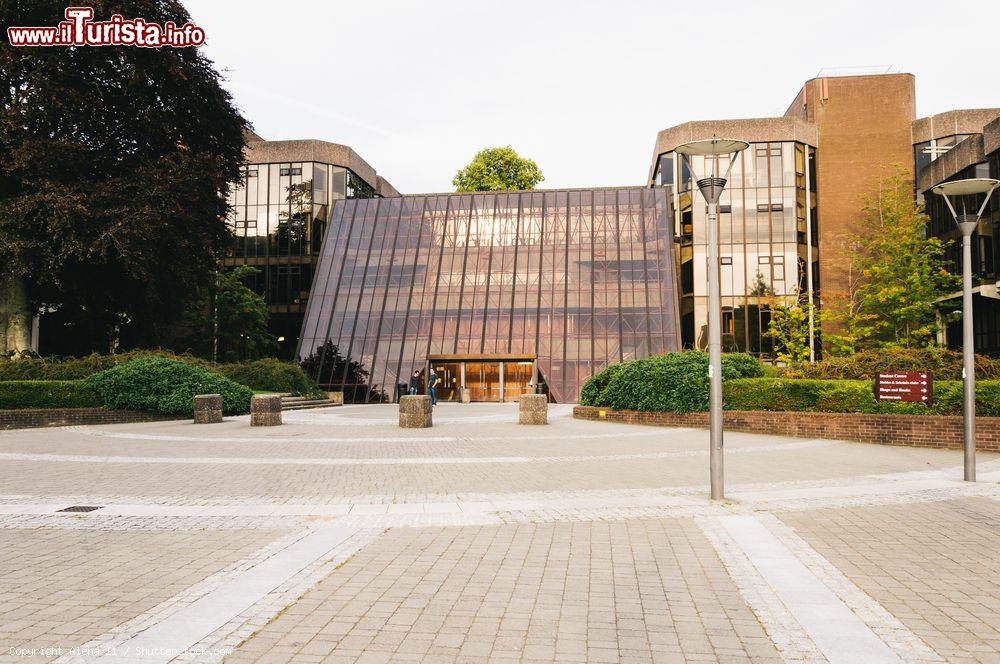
[582,352,766,413]
[0,351,319,395]
[723,378,1000,416]
[775,348,1000,381]
[580,351,1000,415]
[212,358,319,396]
[85,356,252,416]
[0,381,104,409]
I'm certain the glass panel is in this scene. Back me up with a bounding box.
[465,362,500,402]
[430,362,462,402]
[299,188,681,402]
[502,361,534,402]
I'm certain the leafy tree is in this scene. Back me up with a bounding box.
[766,301,822,364]
[825,166,958,352]
[0,0,248,356]
[452,146,544,192]
[181,266,276,363]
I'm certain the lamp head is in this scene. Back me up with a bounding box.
[931,178,1000,198]
[674,138,750,156]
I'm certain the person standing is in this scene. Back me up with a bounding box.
[427,369,439,406]
[408,370,420,395]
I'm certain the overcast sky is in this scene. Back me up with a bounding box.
[184,0,998,194]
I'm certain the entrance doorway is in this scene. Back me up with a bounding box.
[426,355,538,402]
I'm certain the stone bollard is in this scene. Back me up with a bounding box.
[327,391,344,406]
[250,395,282,426]
[460,388,471,404]
[399,395,432,428]
[193,394,223,424]
[518,394,548,425]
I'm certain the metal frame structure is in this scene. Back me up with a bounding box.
[930,177,1000,482]
[675,138,750,500]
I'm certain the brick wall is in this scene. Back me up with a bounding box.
[573,406,1000,453]
[0,408,179,431]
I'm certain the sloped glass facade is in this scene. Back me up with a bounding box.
[299,187,680,402]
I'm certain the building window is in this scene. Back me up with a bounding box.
[756,203,770,213]
[279,167,303,176]
[721,256,733,265]
[656,155,674,186]
[771,203,783,212]
[246,169,258,178]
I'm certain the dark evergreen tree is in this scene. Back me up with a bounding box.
[0,0,248,355]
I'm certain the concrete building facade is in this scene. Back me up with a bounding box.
[650,72,999,357]
[919,116,1000,353]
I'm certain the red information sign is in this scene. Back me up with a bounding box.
[875,371,932,404]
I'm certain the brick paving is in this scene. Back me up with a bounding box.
[0,403,996,663]
[224,521,782,664]
[0,529,280,662]
[780,498,1000,663]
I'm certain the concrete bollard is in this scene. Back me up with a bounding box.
[193,394,223,424]
[399,395,433,428]
[460,388,471,404]
[250,394,283,426]
[518,394,548,425]
[327,391,345,406]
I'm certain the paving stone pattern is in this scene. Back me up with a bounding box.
[0,402,996,663]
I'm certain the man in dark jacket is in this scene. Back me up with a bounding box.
[408,370,420,395]
[427,369,439,406]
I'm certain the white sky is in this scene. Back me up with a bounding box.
[184,0,999,194]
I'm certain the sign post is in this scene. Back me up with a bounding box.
[874,372,932,404]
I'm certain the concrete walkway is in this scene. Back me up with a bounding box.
[0,403,997,663]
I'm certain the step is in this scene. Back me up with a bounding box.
[281,400,339,411]
[282,398,334,406]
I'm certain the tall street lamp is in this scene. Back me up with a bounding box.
[930,177,1000,482]
[675,138,749,500]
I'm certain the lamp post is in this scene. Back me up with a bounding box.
[675,138,749,500]
[931,178,1000,482]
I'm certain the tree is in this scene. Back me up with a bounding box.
[180,266,275,363]
[452,146,544,192]
[0,0,248,356]
[766,300,821,364]
[825,166,959,352]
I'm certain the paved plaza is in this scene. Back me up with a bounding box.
[1,403,999,663]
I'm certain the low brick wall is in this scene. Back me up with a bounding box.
[0,408,178,431]
[573,406,1000,453]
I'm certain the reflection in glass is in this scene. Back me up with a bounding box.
[299,188,681,402]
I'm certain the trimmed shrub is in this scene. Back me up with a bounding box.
[212,358,320,396]
[0,354,115,381]
[723,378,1000,416]
[593,352,767,413]
[579,362,626,407]
[723,378,834,412]
[776,348,1000,381]
[85,356,252,416]
[720,353,767,380]
[0,381,103,409]
[0,351,318,395]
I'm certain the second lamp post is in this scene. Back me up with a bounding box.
[675,138,749,500]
